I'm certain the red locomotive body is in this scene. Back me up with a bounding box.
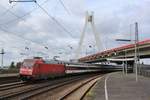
[20,58,65,80]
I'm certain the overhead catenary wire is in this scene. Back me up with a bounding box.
[0,0,60,46]
[34,1,74,38]
[0,0,71,56]
[0,2,54,46]
[3,0,74,39]
[59,0,81,37]
[57,0,82,37]
[0,25,63,56]
[0,3,26,21]
[0,26,49,50]
[7,0,73,43]
[2,0,75,57]
[57,0,82,38]
[0,0,50,26]
[0,2,52,41]
[0,3,17,17]
[2,0,74,39]
[58,0,70,15]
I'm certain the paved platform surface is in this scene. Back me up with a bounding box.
[85,72,150,100]
[0,73,18,78]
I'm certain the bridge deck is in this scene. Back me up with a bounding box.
[84,72,150,100]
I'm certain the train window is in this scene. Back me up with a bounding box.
[44,60,58,64]
[23,60,34,68]
[35,64,39,67]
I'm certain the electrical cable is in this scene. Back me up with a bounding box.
[0,0,74,39]
[58,0,70,15]
[0,3,50,44]
[0,3,17,16]
[0,0,58,45]
[34,1,74,38]
[2,0,75,54]
[0,0,50,26]
[0,0,68,52]
[0,26,49,49]
[0,4,26,22]
[58,0,82,37]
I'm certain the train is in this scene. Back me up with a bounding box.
[19,57,102,80]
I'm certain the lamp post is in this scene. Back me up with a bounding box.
[135,22,139,82]
[116,22,139,82]
[125,50,128,75]
[116,39,131,75]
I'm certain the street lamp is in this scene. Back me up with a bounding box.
[135,22,139,82]
[116,39,131,75]
[116,22,139,82]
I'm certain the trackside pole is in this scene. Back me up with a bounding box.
[123,61,125,74]
[0,49,4,68]
[135,22,139,82]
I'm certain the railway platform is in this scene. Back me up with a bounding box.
[85,72,150,100]
[0,73,18,78]
[0,73,19,84]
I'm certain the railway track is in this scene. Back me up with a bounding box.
[24,74,102,100]
[0,81,26,91]
[0,74,99,100]
[60,75,102,100]
[0,76,19,85]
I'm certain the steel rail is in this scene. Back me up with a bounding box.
[0,81,24,89]
[0,81,33,91]
[60,75,101,100]
[0,74,95,99]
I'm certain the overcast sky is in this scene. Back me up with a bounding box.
[0,0,150,66]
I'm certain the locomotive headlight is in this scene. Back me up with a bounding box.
[28,69,33,75]
[20,68,33,75]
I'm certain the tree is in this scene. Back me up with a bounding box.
[10,61,16,69]
[16,62,22,69]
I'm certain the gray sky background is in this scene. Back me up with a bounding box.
[0,0,150,66]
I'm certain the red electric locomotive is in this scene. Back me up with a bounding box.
[19,57,65,80]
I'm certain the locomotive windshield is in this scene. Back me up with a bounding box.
[22,60,35,67]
